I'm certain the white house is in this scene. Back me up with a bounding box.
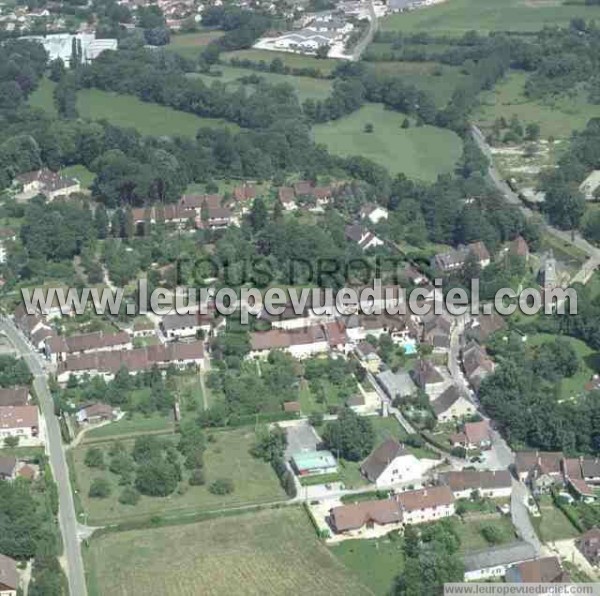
[248,326,329,359]
[396,485,455,525]
[0,405,42,446]
[361,439,423,487]
[431,385,476,423]
[360,203,389,224]
[439,470,512,500]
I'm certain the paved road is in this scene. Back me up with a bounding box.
[471,125,600,283]
[0,318,87,596]
[511,479,542,554]
[351,0,378,61]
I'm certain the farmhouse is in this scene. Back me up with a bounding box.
[277,187,297,211]
[463,541,537,581]
[0,552,18,596]
[459,420,492,451]
[291,450,337,476]
[568,477,596,502]
[421,312,452,352]
[439,470,512,499]
[514,451,564,493]
[360,439,422,487]
[15,168,80,200]
[431,385,475,423]
[576,527,600,566]
[0,405,40,444]
[161,313,201,340]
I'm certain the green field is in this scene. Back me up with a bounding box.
[313,103,463,181]
[371,61,471,107]
[381,0,600,35]
[77,89,240,137]
[190,64,333,101]
[532,496,581,542]
[224,49,340,75]
[85,508,370,596]
[330,535,404,595]
[476,72,600,139]
[28,77,57,115]
[166,30,224,59]
[72,428,285,524]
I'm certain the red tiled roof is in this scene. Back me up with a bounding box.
[0,405,38,430]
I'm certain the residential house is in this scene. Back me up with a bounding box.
[345,224,384,251]
[463,420,492,450]
[396,485,455,525]
[466,312,507,344]
[44,331,132,363]
[439,470,512,499]
[376,369,416,401]
[421,311,453,352]
[355,341,381,373]
[232,184,256,205]
[582,458,600,484]
[0,553,18,596]
[323,320,349,353]
[283,401,301,415]
[431,242,491,273]
[462,342,495,391]
[0,229,16,264]
[15,168,80,200]
[431,385,476,423]
[0,456,17,481]
[291,450,337,476]
[568,477,596,503]
[463,541,537,581]
[131,318,155,338]
[160,313,201,340]
[0,405,40,445]
[0,387,29,407]
[248,326,329,359]
[360,439,423,487]
[576,527,600,566]
[360,203,388,224]
[508,235,530,261]
[75,403,115,424]
[514,451,564,492]
[278,187,297,211]
[411,360,448,398]
[505,556,569,583]
[329,499,403,536]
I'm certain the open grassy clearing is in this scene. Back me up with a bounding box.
[381,0,600,35]
[476,72,600,140]
[370,416,439,459]
[224,49,340,75]
[330,534,403,596]
[60,164,95,189]
[453,516,517,552]
[72,428,285,524]
[83,413,175,441]
[370,61,471,107]
[532,496,581,542]
[77,89,240,137]
[313,103,462,181]
[84,507,370,596]
[28,77,57,114]
[526,333,600,400]
[189,64,333,100]
[165,30,224,59]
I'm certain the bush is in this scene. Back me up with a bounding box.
[89,478,111,499]
[135,460,179,497]
[3,436,19,448]
[119,487,140,506]
[189,468,206,486]
[480,524,503,545]
[208,478,234,495]
[84,447,105,469]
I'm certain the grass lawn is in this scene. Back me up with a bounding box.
[370,61,471,107]
[60,165,95,189]
[532,496,581,542]
[370,416,439,460]
[452,516,517,553]
[0,446,45,459]
[77,89,240,137]
[72,428,285,524]
[381,0,600,35]
[476,72,600,140]
[330,534,404,596]
[83,413,175,441]
[526,333,600,400]
[313,103,463,181]
[28,77,57,115]
[224,49,340,75]
[165,30,224,59]
[84,507,370,596]
[338,459,369,489]
[189,64,333,101]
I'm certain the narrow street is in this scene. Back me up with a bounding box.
[0,317,87,596]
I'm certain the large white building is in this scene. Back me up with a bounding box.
[21,33,117,67]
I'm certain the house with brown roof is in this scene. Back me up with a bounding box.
[514,451,564,493]
[232,184,256,205]
[411,359,449,398]
[160,313,201,340]
[355,341,381,373]
[508,235,529,260]
[0,405,40,445]
[76,402,115,425]
[360,439,423,487]
[0,387,29,407]
[505,556,569,583]
[464,420,492,450]
[248,326,329,359]
[0,552,18,595]
[396,485,455,525]
[15,168,80,201]
[45,331,132,363]
[277,187,297,211]
[431,385,476,423]
[431,242,490,273]
[329,499,403,536]
[323,320,349,353]
[439,470,512,499]
[466,312,507,344]
[568,477,596,502]
[421,312,453,352]
[462,341,495,391]
[283,401,301,415]
[131,318,155,338]
[576,527,600,566]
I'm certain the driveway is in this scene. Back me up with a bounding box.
[542,539,599,581]
[511,479,542,554]
[285,421,320,459]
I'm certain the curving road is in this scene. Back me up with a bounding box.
[0,317,87,596]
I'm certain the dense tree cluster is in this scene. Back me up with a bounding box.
[322,407,375,461]
[0,355,33,387]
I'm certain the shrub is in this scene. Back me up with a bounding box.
[135,460,179,497]
[480,524,503,545]
[84,447,104,469]
[119,487,140,506]
[189,468,206,486]
[3,436,19,448]
[208,478,234,495]
[89,478,111,499]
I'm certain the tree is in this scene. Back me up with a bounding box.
[4,436,19,448]
[316,45,330,59]
[84,447,105,469]
[364,123,374,133]
[89,478,111,498]
[208,478,234,495]
[322,407,375,461]
[189,468,206,486]
[118,487,140,506]
[135,459,179,497]
[251,425,286,462]
[481,524,504,545]
[401,118,410,129]
[525,122,541,141]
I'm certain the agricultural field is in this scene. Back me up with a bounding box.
[370,61,471,107]
[189,65,333,101]
[165,30,224,59]
[525,334,600,400]
[381,0,600,35]
[71,428,285,524]
[76,89,240,137]
[84,508,370,596]
[330,534,404,595]
[476,72,600,140]
[313,103,463,181]
[28,77,57,115]
[223,49,340,75]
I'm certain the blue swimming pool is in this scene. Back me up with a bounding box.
[402,339,417,355]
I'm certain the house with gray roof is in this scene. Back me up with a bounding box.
[376,369,416,401]
[463,541,537,581]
